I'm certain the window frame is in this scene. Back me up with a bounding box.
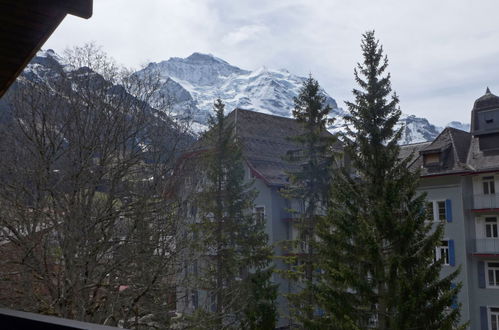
[486,261,499,289]
[489,306,499,330]
[434,240,450,266]
[425,200,447,223]
[485,217,499,239]
[254,205,265,224]
[483,176,496,195]
[423,152,440,166]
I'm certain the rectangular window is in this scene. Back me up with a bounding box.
[426,201,446,222]
[254,206,265,224]
[486,217,499,238]
[210,292,216,312]
[490,307,499,330]
[437,201,446,221]
[425,202,434,221]
[483,176,496,195]
[434,240,449,265]
[191,290,198,309]
[423,153,440,165]
[487,262,499,288]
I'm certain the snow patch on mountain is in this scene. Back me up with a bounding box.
[446,121,470,132]
[135,53,340,130]
[24,50,470,144]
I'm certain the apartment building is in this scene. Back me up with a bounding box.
[401,88,499,329]
[179,90,499,328]
[176,108,339,327]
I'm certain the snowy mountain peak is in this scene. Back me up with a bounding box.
[24,49,469,144]
[185,52,228,65]
[149,53,248,87]
[136,53,340,125]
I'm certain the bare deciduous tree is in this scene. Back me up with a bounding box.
[0,44,192,329]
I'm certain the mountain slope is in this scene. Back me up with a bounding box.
[136,52,469,143]
[16,50,469,144]
[136,53,340,125]
[3,49,195,158]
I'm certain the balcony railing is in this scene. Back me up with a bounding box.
[474,239,499,254]
[473,194,499,209]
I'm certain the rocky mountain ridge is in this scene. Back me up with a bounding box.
[25,50,470,144]
[136,52,469,143]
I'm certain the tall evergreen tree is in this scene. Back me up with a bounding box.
[280,76,337,326]
[186,99,276,329]
[310,31,463,329]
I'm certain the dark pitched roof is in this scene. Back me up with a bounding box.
[402,121,499,177]
[226,109,339,186]
[466,135,499,172]
[399,141,431,167]
[404,127,472,176]
[449,127,472,163]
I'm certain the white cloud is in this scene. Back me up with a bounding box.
[44,0,499,126]
[222,25,268,46]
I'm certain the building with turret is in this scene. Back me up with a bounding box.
[401,88,499,329]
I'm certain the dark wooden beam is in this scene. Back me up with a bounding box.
[53,0,93,19]
[0,0,93,98]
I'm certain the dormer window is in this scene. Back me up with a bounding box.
[423,152,440,166]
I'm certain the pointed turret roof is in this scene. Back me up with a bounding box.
[473,87,499,110]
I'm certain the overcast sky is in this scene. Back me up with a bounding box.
[45,0,499,126]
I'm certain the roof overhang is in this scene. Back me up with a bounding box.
[0,0,93,98]
[420,171,472,179]
[472,253,499,258]
[471,208,499,214]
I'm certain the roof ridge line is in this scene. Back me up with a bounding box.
[447,127,462,166]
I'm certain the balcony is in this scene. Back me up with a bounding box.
[474,239,499,254]
[473,194,499,210]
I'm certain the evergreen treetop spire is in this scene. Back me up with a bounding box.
[311,31,464,330]
[346,30,401,148]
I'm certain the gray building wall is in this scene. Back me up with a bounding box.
[419,176,471,327]
[249,163,499,329]
[420,173,499,329]
[468,173,499,330]
[249,165,293,328]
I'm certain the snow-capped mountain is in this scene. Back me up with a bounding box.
[135,52,340,125]
[15,50,470,144]
[447,121,471,132]
[5,49,194,154]
[135,52,469,144]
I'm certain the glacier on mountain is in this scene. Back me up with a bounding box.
[26,50,469,144]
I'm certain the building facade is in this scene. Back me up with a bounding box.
[401,88,499,330]
[179,91,499,328]
[176,109,339,328]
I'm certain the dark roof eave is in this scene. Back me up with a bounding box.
[420,171,473,179]
[461,168,499,176]
[471,208,499,213]
[472,253,499,258]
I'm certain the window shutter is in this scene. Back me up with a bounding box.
[478,261,486,288]
[449,240,455,266]
[480,306,488,330]
[450,283,458,309]
[445,199,453,222]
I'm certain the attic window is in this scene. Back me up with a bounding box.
[423,153,440,166]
